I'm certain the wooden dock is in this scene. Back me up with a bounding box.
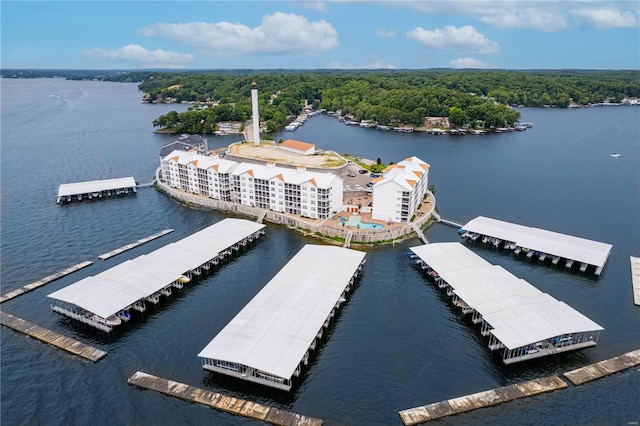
[631,256,640,305]
[398,375,567,425]
[98,229,174,260]
[563,349,640,386]
[127,371,322,426]
[0,261,93,304]
[0,311,106,362]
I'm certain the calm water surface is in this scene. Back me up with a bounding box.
[1,79,639,425]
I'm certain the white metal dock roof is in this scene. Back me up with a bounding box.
[410,242,603,350]
[57,177,137,197]
[461,216,612,268]
[47,219,265,318]
[198,244,366,380]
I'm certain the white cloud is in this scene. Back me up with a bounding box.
[570,7,638,29]
[299,1,328,12]
[390,1,569,31]
[407,25,500,55]
[376,28,396,38]
[80,44,194,68]
[449,57,495,69]
[138,12,338,57]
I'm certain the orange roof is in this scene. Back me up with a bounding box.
[281,139,315,151]
[211,164,219,172]
[406,179,416,188]
[189,160,198,167]
[372,177,385,183]
[169,156,179,162]
[276,173,284,181]
[247,169,254,177]
[383,164,397,172]
[413,171,423,178]
[309,178,317,187]
[420,163,429,170]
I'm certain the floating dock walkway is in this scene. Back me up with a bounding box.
[399,375,567,425]
[57,177,137,204]
[459,216,613,276]
[128,371,322,425]
[0,311,106,362]
[0,261,93,304]
[631,256,640,306]
[48,219,265,332]
[432,211,463,229]
[563,348,640,385]
[410,242,603,365]
[199,244,366,391]
[98,229,174,260]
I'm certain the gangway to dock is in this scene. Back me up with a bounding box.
[432,211,464,229]
[411,223,428,244]
[344,231,353,248]
[257,209,268,224]
[48,218,265,332]
[631,256,640,306]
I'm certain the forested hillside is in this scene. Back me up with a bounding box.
[136,70,640,134]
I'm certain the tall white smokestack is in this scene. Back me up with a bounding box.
[251,81,260,146]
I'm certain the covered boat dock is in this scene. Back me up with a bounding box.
[47,219,266,332]
[57,177,137,203]
[459,216,613,276]
[410,242,603,364]
[198,244,366,391]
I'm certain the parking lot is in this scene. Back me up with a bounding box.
[343,164,375,192]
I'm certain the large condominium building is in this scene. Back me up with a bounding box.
[160,149,343,219]
[370,156,430,223]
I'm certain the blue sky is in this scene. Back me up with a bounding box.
[2,1,639,70]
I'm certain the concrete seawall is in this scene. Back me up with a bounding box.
[154,169,435,245]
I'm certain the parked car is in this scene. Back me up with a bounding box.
[359,169,368,174]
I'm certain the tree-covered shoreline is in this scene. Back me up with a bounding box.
[140,70,639,134]
[4,68,638,134]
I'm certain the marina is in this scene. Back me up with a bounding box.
[57,177,137,204]
[0,311,107,362]
[98,229,174,260]
[398,375,567,425]
[47,219,265,332]
[198,244,366,391]
[410,242,603,364]
[0,261,93,304]
[127,371,323,425]
[459,216,613,276]
[1,79,639,425]
[631,256,640,305]
[563,348,640,385]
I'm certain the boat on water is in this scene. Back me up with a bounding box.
[91,314,122,327]
[609,153,621,158]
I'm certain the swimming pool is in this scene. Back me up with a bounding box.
[345,215,384,229]
[357,222,384,229]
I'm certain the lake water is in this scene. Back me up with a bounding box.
[1,78,639,425]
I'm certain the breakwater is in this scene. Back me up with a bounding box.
[128,371,322,425]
